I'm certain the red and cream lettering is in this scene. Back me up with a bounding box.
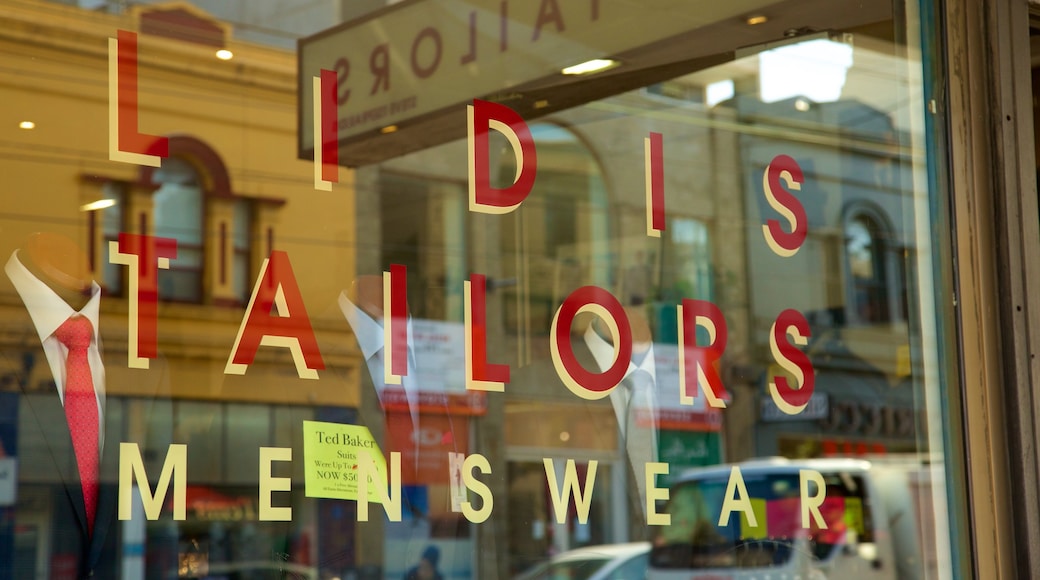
[761,154,807,257]
[468,98,538,214]
[109,233,177,369]
[384,263,410,385]
[768,309,814,414]
[465,274,510,391]
[225,251,325,379]
[677,299,729,408]
[550,286,632,400]
[109,30,168,166]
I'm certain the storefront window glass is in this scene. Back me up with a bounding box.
[0,0,964,578]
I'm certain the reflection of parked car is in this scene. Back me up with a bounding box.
[513,542,651,580]
[648,457,938,580]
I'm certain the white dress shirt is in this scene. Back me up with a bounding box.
[584,324,660,513]
[338,291,419,427]
[6,250,105,450]
[584,324,659,441]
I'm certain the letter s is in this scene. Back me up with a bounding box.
[761,154,807,257]
[768,309,814,415]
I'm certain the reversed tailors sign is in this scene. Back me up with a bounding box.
[297,0,771,166]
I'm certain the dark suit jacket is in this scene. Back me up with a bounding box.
[0,297,169,579]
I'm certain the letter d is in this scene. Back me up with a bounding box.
[468,99,537,214]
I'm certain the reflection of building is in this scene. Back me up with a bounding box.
[0,2,359,577]
[350,20,928,577]
[725,93,920,459]
[5,0,1037,577]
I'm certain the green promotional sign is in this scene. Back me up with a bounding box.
[657,430,722,485]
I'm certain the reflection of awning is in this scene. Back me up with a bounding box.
[298,0,892,166]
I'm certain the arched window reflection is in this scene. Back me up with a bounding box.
[152,157,204,302]
[496,123,609,338]
[845,214,888,324]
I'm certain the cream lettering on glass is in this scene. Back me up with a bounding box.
[718,465,756,528]
[468,99,537,214]
[108,233,177,369]
[119,442,187,521]
[313,69,340,190]
[109,30,168,166]
[225,251,325,379]
[461,454,494,523]
[761,154,808,257]
[544,458,598,524]
[465,274,509,391]
[357,450,402,522]
[259,447,293,522]
[677,298,729,408]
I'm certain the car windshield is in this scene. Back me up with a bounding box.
[650,471,868,570]
[519,556,612,580]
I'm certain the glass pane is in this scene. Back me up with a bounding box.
[0,2,968,580]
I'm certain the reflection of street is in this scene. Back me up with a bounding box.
[506,461,613,576]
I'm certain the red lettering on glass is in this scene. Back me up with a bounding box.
[225,251,325,379]
[678,299,728,408]
[468,99,537,214]
[550,286,632,400]
[109,233,177,369]
[321,69,339,183]
[109,30,168,166]
[768,309,814,414]
[466,274,510,391]
[646,132,665,237]
[385,264,409,383]
[762,154,807,257]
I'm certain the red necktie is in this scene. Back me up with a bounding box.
[55,316,99,535]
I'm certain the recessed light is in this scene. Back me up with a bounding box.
[216,49,233,60]
[534,99,549,109]
[562,59,618,75]
[19,121,35,130]
[380,125,398,134]
[80,199,117,212]
[746,15,768,25]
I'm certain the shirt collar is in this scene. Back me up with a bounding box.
[338,291,386,360]
[5,250,101,344]
[583,324,656,378]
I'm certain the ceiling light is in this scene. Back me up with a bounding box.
[794,98,811,111]
[19,121,35,130]
[216,49,233,60]
[380,125,398,134]
[80,199,117,212]
[562,59,618,75]
[746,15,768,25]
[534,99,549,109]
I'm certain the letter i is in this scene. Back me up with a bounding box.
[384,264,409,384]
[646,132,664,237]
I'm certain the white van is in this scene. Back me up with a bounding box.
[646,457,939,580]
